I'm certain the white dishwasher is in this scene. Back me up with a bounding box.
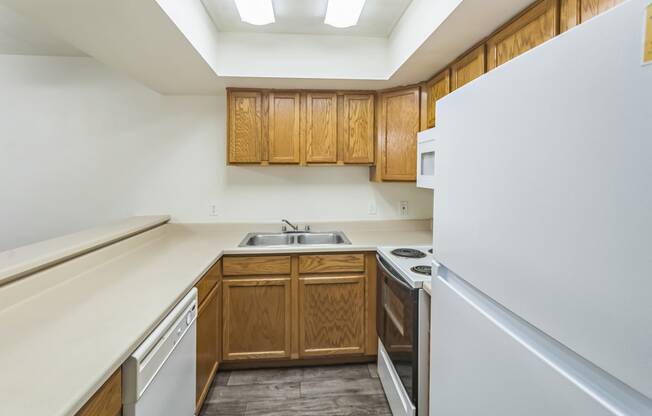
[122,288,198,416]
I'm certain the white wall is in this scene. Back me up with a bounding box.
[0,55,433,251]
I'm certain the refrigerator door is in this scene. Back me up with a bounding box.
[433,0,652,398]
[429,269,652,416]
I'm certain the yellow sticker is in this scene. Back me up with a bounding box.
[645,4,652,63]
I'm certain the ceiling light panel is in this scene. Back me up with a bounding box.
[234,0,275,25]
[324,0,366,28]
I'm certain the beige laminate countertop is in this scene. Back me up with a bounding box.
[0,220,431,416]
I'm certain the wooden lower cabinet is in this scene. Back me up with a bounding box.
[220,253,377,366]
[76,369,122,416]
[222,277,292,361]
[196,282,220,412]
[195,259,221,413]
[299,275,365,357]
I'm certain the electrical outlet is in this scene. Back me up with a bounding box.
[368,201,377,215]
[400,201,409,217]
[209,204,219,217]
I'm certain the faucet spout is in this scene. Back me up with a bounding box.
[281,219,299,232]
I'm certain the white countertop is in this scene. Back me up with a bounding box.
[0,219,431,416]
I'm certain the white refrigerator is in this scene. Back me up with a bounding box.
[430,0,652,415]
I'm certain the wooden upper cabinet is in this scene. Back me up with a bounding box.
[341,94,374,164]
[425,69,451,129]
[228,91,262,164]
[580,0,623,22]
[487,0,559,71]
[377,87,420,181]
[306,93,338,163]
[299,275,365,357]
[222,277,292,361]
[268,92,301,164]
[451,45,486,91]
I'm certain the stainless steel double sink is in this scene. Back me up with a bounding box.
[238,231,351,247]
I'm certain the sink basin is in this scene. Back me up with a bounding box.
[241,233,295,246]
[296,233,348,245]
[239,231,351,247]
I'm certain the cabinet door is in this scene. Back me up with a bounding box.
[222,278,292,361]
[268,92,301,164]
[486,0,558,71]
[379,87,420,181]
[76,369,122,416]
[451,45,486,91]
[196,283,219,412]
[299,275,365,357]
[306,93,338,163]
[228,91,262,164]
[581,0,624,22]
[425,69,451,129]
[341,94,374,164]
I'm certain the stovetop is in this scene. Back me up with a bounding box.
[377,245,439,288]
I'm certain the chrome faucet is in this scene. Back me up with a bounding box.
[281,219,299,232]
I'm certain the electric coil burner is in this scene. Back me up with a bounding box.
[391,248,427,258]
[410,265,432,275]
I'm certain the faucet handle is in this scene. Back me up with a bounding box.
[304,225,311,232]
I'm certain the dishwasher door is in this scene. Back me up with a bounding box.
[123,288,198,416]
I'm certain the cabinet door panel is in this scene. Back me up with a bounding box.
[223,278,292,361]
[269,92,301,164]
[581,0,624,22]
[299,275,365,357]
[381,88,420,181]
[306,93,338,163]
[228,91,262,163]
[342,94,374,164]
[451,45,486,91]
[426,69,451,129]
[487,0,559,71]
[76,369,122,416]
[196,283,219,412]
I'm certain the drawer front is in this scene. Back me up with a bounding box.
[196,260,220,306]
[299,254,365,274]
[223,256,291,276]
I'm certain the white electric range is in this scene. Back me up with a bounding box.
[376,246,438,288]
[376,245,436,416]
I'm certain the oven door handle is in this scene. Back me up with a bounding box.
[376,255,414,291]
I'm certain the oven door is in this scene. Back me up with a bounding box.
[377,255,419,404]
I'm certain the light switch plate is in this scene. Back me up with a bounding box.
[368,201,378,215]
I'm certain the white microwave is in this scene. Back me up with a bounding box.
[416,128,436,189]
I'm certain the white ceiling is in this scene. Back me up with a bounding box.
[0,0,535,94]
[0,4,83,56]
[201,0,412,37]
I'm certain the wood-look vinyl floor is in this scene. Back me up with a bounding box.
[200,364,391,416]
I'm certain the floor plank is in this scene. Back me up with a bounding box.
[300,377,384,398]
[302,364,370,381]
[228,367,303,386]
[245,395,392,416]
